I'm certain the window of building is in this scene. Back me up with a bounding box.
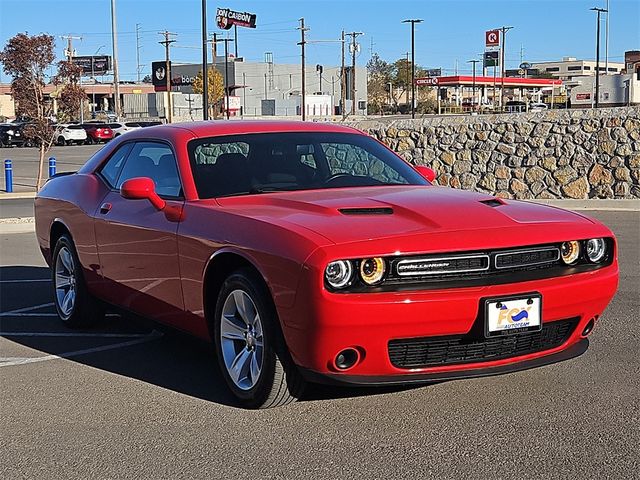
[546,67,560,72]
[608,68,618,72]
[567,66,582,71]
[583,66,591,70]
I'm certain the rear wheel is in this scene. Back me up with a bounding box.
[52,234,105,327]
[56,136,66,146]
[85,136,94,145]
[214,269,305,408]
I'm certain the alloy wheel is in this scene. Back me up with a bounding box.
[55,246,77,319]
[220,289,264,391]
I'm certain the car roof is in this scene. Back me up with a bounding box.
[148,120,361,138]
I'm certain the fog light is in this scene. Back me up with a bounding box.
[582,318,596,336]
[561,241,580,265]
[334,348,360,370]
[586,238,606,263]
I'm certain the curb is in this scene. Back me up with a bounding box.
[0,217,35,234]
[0,192,37,199]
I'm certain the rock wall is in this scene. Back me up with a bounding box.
[349,106,640,199]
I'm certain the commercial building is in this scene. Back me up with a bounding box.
[531,57,624,80]
[152,56,368,118]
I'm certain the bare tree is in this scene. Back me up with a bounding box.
[366,53,393,115]
[0,33,56,190]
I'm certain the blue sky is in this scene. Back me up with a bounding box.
[1,0,638,81]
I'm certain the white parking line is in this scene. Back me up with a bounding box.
[0,330,162,368]
[0,302,55,316]
[0,279,51,284]
[0,332,151,338]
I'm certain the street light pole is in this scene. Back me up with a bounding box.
[403,19,422,119]
[498,26,514,111]
[591,7,607,108]
[201,0,208,120]
[467,59,479,111]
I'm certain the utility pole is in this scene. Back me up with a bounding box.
[402,19,422,119]
[219,37,234,119]
[234,24,238,58]
[135,23,142,83]
[498,25,514,111]
[605,0,610,74]
[297,18,309,120]
[61,35,82,121]
[201,0,208,120]
[159,31,176,123]
[591,7,607,108]
[341,30,346,119]
[468,59,480,111]
[346,31,364,116]
[110,0,121,118]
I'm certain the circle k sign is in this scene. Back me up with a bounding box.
[486,29,500,47]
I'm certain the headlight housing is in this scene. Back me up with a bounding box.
[586,238,607,263]
[325,260,353,289]
[359,257,386,285]
[561,240,581,265]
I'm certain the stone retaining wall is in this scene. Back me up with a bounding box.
[349,106,640,199]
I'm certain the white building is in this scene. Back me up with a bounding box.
[532,57,625,80]
[569,73,639,107]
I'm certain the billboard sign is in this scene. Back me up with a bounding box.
[71,55,112,75]
[416,77,439,86]
[484,50,499,68]
[216,8,257,30]
[425,68,442,77]
[486,29,500,48]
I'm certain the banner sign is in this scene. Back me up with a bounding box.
[484,50,499,68]
[486,29,500,47]
[216,8,257,30]
[425,68,442,77]
[152,61,198,91]
[71,55,112,76]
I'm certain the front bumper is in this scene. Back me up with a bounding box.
[279,263,618,382]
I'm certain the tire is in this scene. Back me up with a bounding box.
[52,234,105,327]
[85,136,94,145]
[57,136,66,146]
[213,268,305,408]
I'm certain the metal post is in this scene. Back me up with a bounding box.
[202,0,208,120]
[110,0,121,118]
[403,20,422,119]
[48,157,57,178]
[298,18,309,120]
[591,7,607,108]
[4,159,13,193]
[498,26,514,111]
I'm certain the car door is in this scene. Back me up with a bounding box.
[93,140,186,326]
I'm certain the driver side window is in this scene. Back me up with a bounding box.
[116,142,182,198]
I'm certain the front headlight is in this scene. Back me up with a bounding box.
[325,260,353,289]
[6,129,14,135]
[586,238,607,263]
[561,240,581,265]
[360,257,386,285]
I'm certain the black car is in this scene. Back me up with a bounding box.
[0,123,25,147]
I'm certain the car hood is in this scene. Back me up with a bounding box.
[215,185,596,246]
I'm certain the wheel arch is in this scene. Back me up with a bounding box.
[49,218,72,255]
[202,249,277,335]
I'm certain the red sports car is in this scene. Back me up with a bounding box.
[34,121,619,408]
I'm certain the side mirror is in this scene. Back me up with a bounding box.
[120,177,166,211]
[415,166,436,182]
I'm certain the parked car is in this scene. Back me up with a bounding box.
[0,123,25,147]
[80,123,114,144]
[530,102,549,112]
[55,124,88,146]
[94,110,118,121]
[108,121,143,137]
[34,121,619,408]
[138,120,163,127]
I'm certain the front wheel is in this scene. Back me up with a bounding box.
[214,269,305,408]
[52,234,105,327]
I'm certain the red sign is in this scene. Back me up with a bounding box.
[576,93,591,100]
[416,77,439,86]
[486,29,500,47]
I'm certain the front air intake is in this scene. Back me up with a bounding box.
[338,207,394,215]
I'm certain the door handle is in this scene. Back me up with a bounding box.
[99,202,112,214]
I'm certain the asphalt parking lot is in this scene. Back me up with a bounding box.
[0,210,638,479]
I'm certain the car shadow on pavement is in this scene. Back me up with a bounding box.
[1,265,421,408]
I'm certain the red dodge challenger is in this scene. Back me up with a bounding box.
[35,121,619,408]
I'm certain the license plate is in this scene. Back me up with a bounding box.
[485,294,542,336]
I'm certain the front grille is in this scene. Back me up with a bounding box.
[495,247,560,269]
[397,254,489,276]
[388,317,578,369]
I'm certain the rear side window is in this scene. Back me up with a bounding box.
[116,142,182,198]
[99,143,134,188]
[193,141,249,165]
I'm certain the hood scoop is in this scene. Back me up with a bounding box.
[479,198,506,207]
[338,207,394,216]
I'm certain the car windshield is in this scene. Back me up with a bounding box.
[188,132,428,199]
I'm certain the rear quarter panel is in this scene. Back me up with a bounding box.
[35,173,110,293]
